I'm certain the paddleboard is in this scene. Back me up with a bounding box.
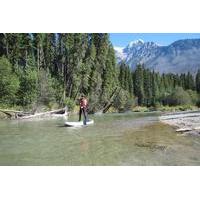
[65,119,94,127]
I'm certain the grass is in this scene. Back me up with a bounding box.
[132,106,150,112]
[157,105,199,112]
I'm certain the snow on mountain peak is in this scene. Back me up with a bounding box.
[114,40,161,63]
[128,39,144,48]
[114,46,124,53]
[114,46,127,61]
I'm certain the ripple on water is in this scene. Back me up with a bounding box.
[1,113,200,165]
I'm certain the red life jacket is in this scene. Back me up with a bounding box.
[80,98,88,108]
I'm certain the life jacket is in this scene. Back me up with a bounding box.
[80,98,88,108]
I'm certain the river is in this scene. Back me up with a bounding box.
[0,112,200,165]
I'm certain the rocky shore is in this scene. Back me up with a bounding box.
[159,111,200,135]
[0,107,68,120]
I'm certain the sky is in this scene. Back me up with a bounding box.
[109,33,200,47]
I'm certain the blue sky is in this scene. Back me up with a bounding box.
[109,33,200,47]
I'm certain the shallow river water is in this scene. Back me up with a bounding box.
[0,112,200,165]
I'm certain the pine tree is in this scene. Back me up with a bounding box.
[89,33,109,111]
[101,43,118,104]
[58,33,74,101]
[196,69,200,93]
[118,62,126,90]
[71,33,88,99]
[180,74,186,89]
[5,33,200,112]
[32,33,46,70]
[151,70,159,106]
[0,33,6,56]
[87,39,97,95]
[43,33,56,73]
[134,65,144,106]
[17,33,33,67]
[127,66,133,95]
[0,57,20,105]
[143,68,152,106]
[185,72,195,90]
[3,34,21,65]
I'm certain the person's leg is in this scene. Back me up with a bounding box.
[83,108,87,125]
[79,108,82,121]
[85,108,88,121]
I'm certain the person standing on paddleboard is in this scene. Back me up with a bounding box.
[79,94,88,124]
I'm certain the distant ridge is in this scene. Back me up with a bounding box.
[114,39,200,74]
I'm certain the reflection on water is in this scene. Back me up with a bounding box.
[0,112,200,165]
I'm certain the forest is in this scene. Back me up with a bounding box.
[0,33,200,113]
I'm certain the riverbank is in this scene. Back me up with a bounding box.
[0,107,68,120]
[131,105,199,113]
[159,111,200,136]
[1,104,199,119]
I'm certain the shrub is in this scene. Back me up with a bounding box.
[113,89,134,112]
[186,90,199,105]
[16,66,38,106]
[64,98,75,111]
[0,57,20,105]
[132,106,149,112]
[163,87,192,106]
[196,100,200,107]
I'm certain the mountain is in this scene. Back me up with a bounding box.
[114,39,200,74]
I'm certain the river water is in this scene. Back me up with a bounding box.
[0,112,200,165]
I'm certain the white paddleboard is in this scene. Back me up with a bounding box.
[65,119,94,127]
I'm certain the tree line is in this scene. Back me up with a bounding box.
[0,33,200,113]
[118,62,200,109]
[0,33,119,112]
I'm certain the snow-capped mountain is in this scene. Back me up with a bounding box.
[114,39,200,74]
[114,46,126,62]
[114,39,160,70]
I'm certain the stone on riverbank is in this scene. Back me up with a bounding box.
[159,111,200,135]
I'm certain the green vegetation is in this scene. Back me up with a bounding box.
[0,33,200,114]
[0,57,20,106]
[163,87,192,106]
[0,33,119,112]
[117,62,200,112]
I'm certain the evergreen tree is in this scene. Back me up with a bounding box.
[32,33,46,70]
[0,33,6,56]
[87,39,97,95]
[180,74,186,89]
[143,68,152,106]
[101,43,118,104]
[43,33,56,73]
[16,66,38,106]
[127,65,133,95]
[2,33,199,112]
[134,65,144,105]
[4,34,21,65]
[151,71,159,106]
[196,69,200,93]
[185,72,195,90]
[89,33,109,111]
[0,57,20,105]
[118,62,127,90]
